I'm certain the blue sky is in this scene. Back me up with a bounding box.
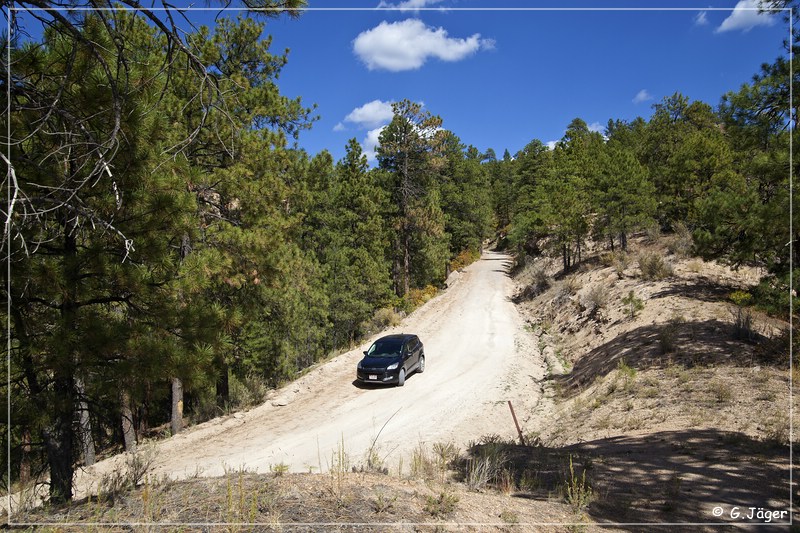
[245,0,788,163]
[14,0,791,163]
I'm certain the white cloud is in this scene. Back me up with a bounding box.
[588,122,604,134]
[362,126,388,163]
[546,140,558,151]
[716,0,776,33]
[343,99,395,129]
[353,19,494,72]
[632,89,653,104]
[377,0,445,10]
[333,122,346,132]
[694,10,709,26]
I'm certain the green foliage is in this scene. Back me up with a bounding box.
[751,271,798,319]
[424,491,459,518]
[621,291,645,319]
[450,248,481,272]
[564,455,593,511]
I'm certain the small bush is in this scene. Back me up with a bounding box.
[229,373,268,411]
[621,290,644,319]
[730,291,757,342]
[98,447,157,498]
[360,307,402,336]
[638,252,674,280]
[371,492,396,514]
[613,252,630,278]
[581,285,609,317]
[410,443,437,480]
[601,251,629,276]
[644,223,662,243]
[708,380,732,403]
[732,307,756,342]
[659,327,677,354]
[270,463,289,477]
[563,274,582,295]
[432,441,460,480]
[406,285,438,309]
[563,455,593,511]
[465,438,509,491]
[450,248,481,272]
[667,222,693,258]
[617,359,637,384]
[424,491,459,518]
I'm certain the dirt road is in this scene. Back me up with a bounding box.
[75,250,547,494]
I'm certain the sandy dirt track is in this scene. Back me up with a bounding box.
[74,250,548,495]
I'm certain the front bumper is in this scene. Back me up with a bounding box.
[357,367,400,384]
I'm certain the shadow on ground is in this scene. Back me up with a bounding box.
[461,429,792,530]
[552,319,769,395]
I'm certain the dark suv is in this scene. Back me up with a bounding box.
[356,334,425,387]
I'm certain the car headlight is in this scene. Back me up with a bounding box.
[386,362,399,370]
[357,361,363,370]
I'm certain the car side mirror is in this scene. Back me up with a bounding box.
[363,351,369,356]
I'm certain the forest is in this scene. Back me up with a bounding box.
[2,0,796,505]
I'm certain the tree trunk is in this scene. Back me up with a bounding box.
[620,231,628,252]
[403,229,410,296]
[216,363,229,409]
[75,377,95,466]
[43,410,73,504]
[120,389,137,453]
[171,377,184,436]
[46,216,79,503]
[19,428,31,487]
[137,382,151,438]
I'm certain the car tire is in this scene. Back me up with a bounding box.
[397,368,406,387]
[418,354,425,373]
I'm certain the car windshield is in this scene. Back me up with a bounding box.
[367,338,403,357]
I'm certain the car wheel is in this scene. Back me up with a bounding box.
[397,368,406,387]
[418,355,425,373]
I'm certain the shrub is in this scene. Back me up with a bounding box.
[730,291,756,342]
[621,290,644,319]
[638,252,674,280]
[658,318,682,354]
[563,274,582,295]
[601,251,629,276]
[667,222,693,258]
[751,271,799,320]
[360,307,402,336]
[410,443,437,480]
[581,285,609,317]
[450,248,481,272]
[644,222,662,243]
[424,491,459,518]
[229,372,268,410]
[406,285,438,309]
[563,455,593,511]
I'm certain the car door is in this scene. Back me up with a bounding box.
[401,340,412,371]
[409,337,420,369]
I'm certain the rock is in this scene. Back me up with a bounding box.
[445,270,462,288]
[272,397,290,407]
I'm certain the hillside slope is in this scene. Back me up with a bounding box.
[513,235,794,526]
